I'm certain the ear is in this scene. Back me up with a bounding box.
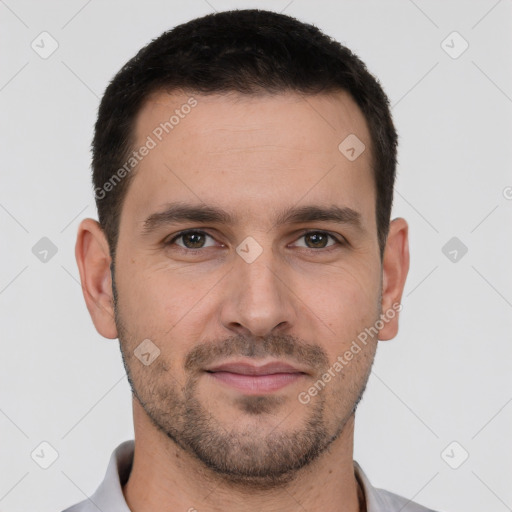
[378,217,410,341]
[75,218,118,339]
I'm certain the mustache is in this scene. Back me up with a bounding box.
[184,334,329,373]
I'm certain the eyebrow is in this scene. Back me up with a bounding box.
[140,202,363,236]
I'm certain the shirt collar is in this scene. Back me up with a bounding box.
[90,440,389,512]
[353,459,392,511]
[87,440,133,512]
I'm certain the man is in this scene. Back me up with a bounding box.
[65,8,439,512]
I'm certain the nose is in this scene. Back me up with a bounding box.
[219,245,297,338]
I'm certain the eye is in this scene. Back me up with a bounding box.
[164,229,345,253]
[292,231,344,250]
[166,230,218,250]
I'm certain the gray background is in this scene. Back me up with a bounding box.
[1,1,511,511]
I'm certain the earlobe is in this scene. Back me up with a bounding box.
[378,218,410,341]
[75,218,118,339]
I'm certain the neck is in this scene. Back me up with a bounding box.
[123,399,362,512]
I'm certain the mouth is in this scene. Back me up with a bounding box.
[204,360,308,394]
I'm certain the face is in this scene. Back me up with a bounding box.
[87,90,406,487]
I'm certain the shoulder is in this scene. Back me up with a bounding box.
[61,500,96,512]
[373,486,443,512]
[60,440,135,512]
[353,460,443,512]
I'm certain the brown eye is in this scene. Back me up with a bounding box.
[304,232,330,248]
[293,231,341,250]
[167,230,216,249]
[181,232,206,248]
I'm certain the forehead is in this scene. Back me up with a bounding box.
[135,89,370,154]
[123,89,375,229]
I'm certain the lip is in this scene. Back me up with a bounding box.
[205,360,306,375]
[204,360,307,395]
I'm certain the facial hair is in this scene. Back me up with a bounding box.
[111,264,378,489]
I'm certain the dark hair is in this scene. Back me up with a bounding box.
[92,9,397,262]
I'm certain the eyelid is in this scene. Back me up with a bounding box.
[288,230,348,252]
[289,229,345,249]
[166,229,220,248]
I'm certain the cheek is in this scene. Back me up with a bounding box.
[303,262,379,320]
[119,268,212,358]
[120,262,201,317]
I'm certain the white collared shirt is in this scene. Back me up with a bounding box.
[62,440,440,512]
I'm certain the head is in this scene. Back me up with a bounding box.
[76,9,409,487]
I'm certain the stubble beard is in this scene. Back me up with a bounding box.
[112,269,376,489]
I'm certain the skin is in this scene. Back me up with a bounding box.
[75,90,409,512]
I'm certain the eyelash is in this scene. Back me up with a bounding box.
[165,229,346,253]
